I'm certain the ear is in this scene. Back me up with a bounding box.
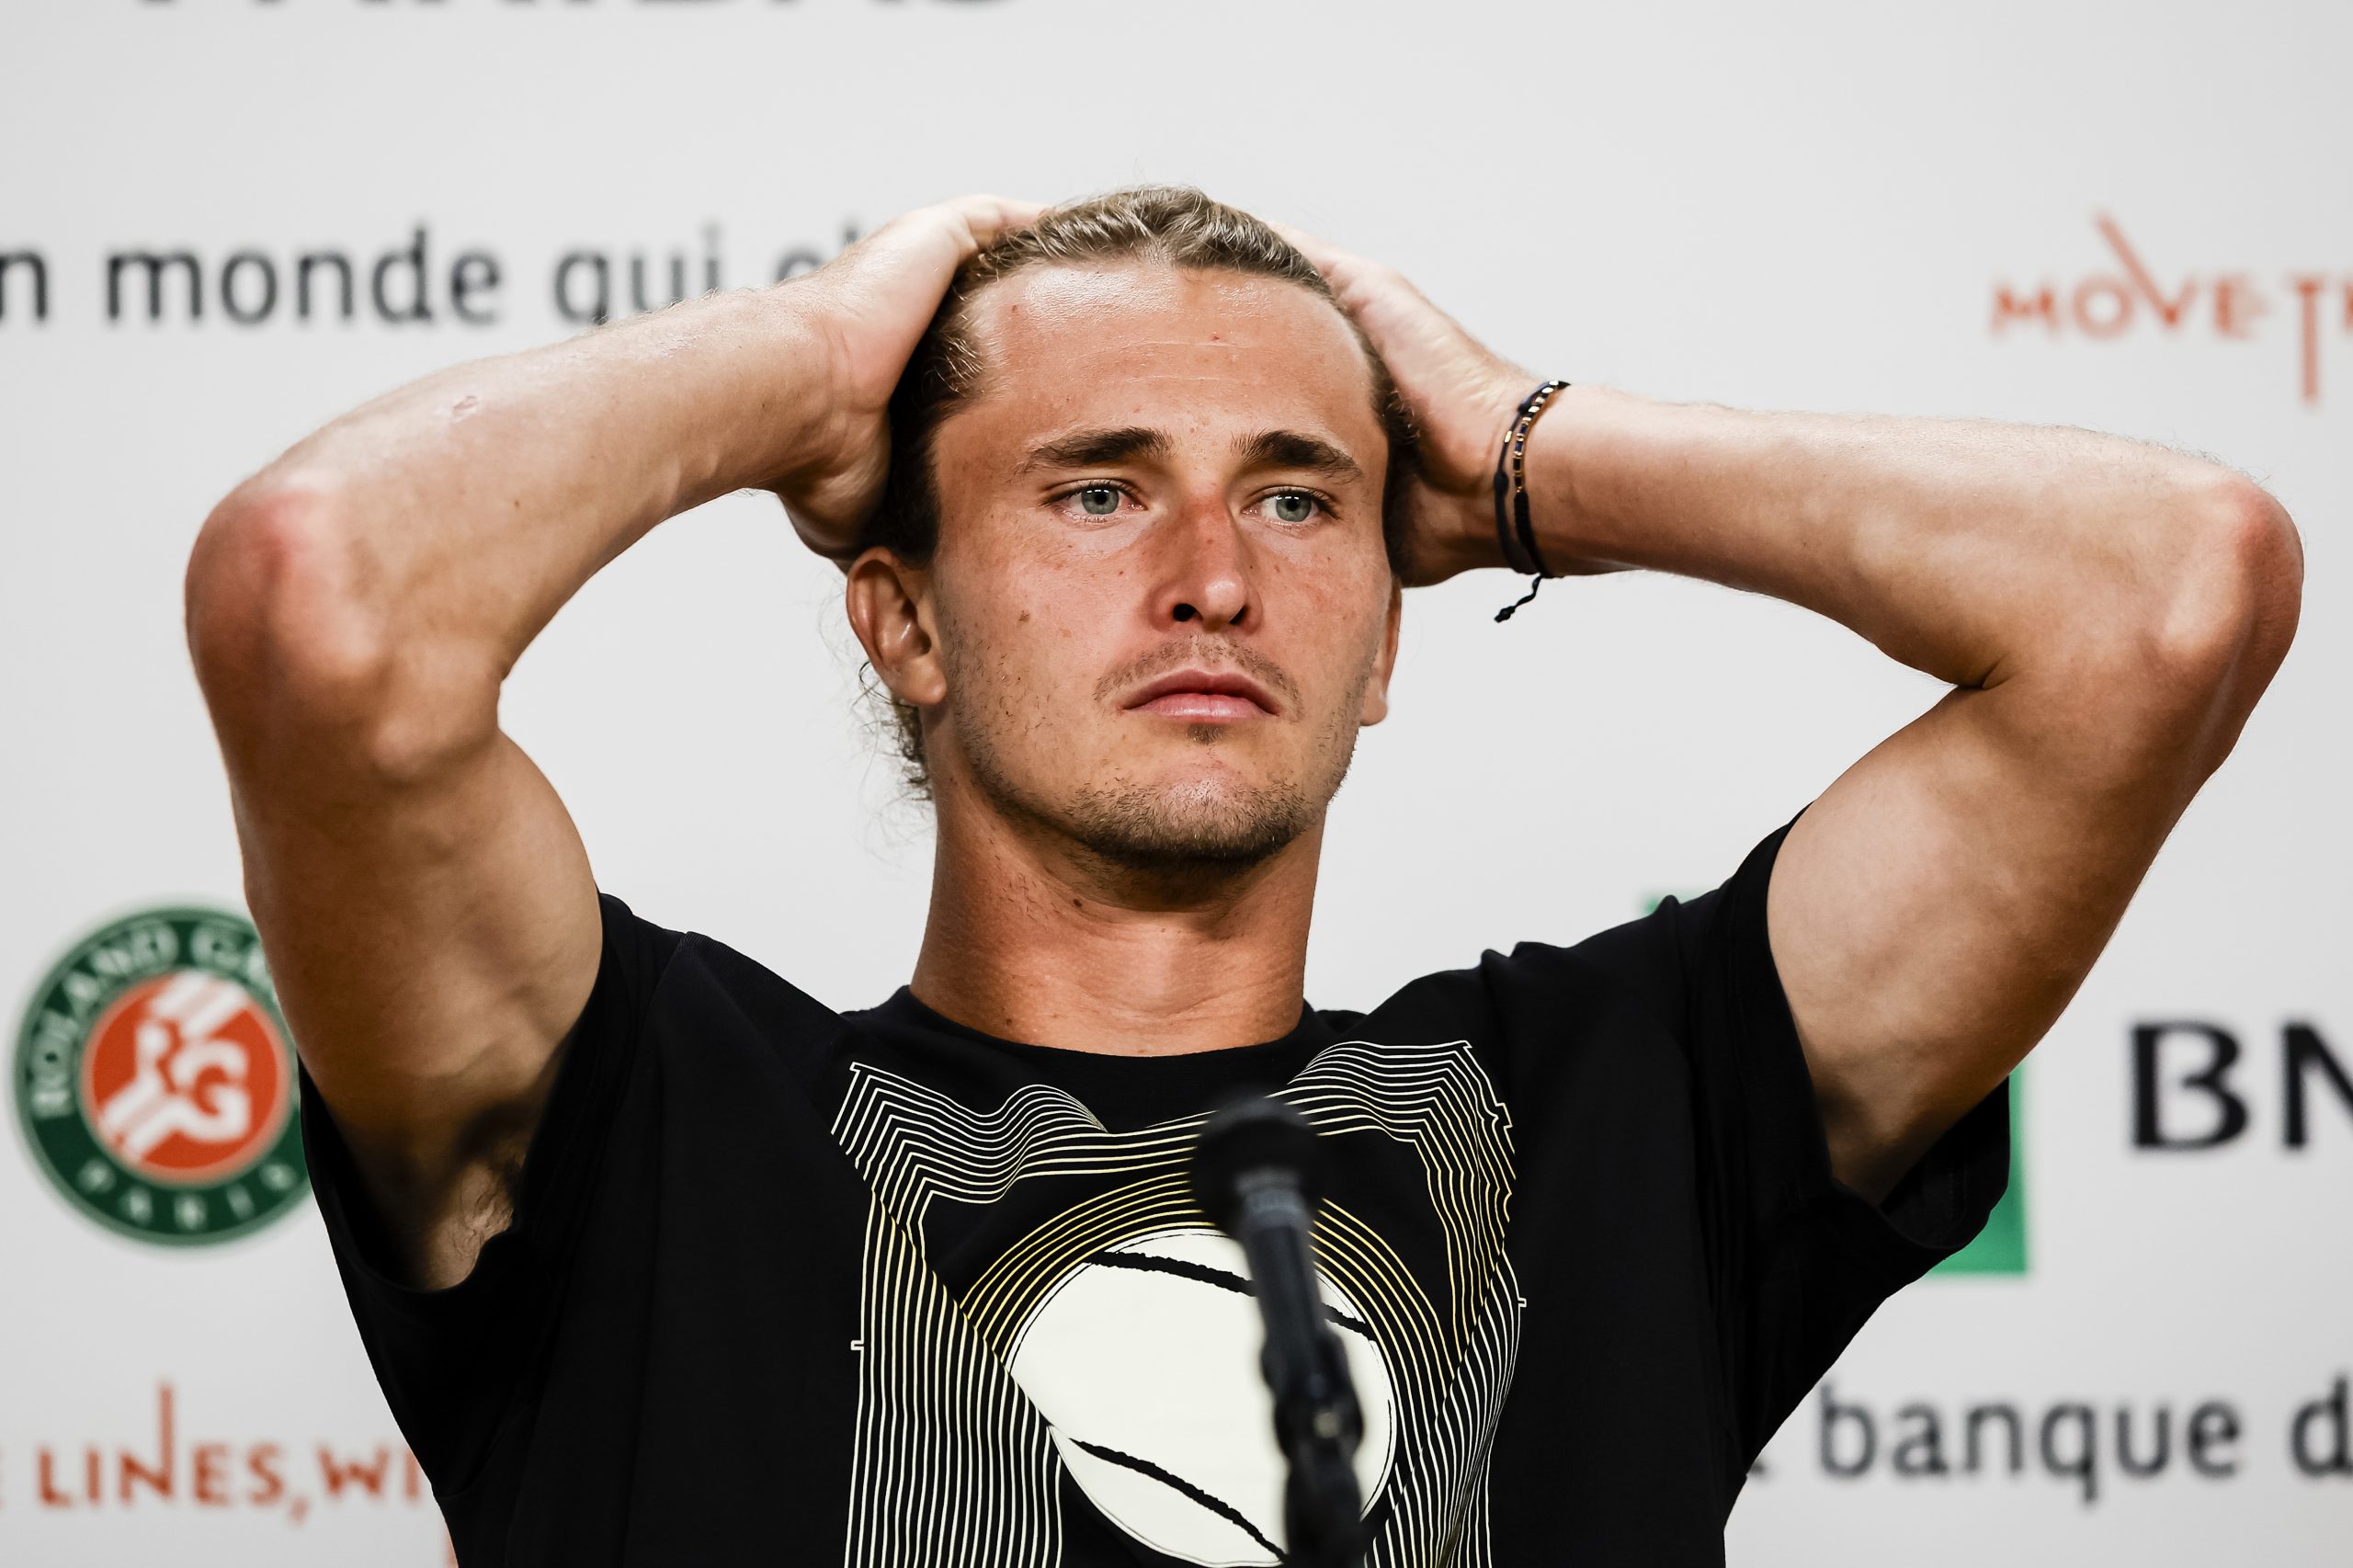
[846,548,947,708]
[1357,576,1405,726]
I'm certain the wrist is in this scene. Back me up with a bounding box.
[1513,383,1612,574]
[1396,376,1538,585]
[725,285,856,492]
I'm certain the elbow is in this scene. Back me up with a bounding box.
[2122,473,2304,769]
[188,472,369,703]
[187,474,494,786]
[2154,475,2303,677]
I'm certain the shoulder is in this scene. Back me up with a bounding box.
[1343,898,1701,1053]
[591,894,849,1087]
[1335,809,1805,1097]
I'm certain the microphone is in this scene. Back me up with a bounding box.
[1189,1096,1368,1568]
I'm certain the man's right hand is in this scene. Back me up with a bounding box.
[768,195,1042,560]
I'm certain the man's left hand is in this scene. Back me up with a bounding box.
[1279,224,1623,586]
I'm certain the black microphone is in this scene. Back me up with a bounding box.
[1190,1096,1368,1568]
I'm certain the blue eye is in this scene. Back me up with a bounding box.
[1269,492,1317,524]
[1076,485,1121,517]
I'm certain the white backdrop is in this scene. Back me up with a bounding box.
[3,1,2347,1563]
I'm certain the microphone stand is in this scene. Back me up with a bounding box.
[1193,1099,1369,1568]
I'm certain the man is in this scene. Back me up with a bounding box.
[183,187,2301,1566]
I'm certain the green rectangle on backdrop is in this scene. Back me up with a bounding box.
[1931,1070,2026,1276]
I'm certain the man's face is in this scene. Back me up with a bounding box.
[910,261,1402,873]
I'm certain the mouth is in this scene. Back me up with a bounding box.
[1123,666,1281,722]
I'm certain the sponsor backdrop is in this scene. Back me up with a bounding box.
[2,0,2345,1562]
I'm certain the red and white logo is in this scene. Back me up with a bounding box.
[78,970,291,1187]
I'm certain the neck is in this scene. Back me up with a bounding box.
[909,784,1324,1057]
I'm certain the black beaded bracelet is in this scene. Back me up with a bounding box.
[1490,378,1572,621]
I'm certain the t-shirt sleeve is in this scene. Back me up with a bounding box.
[297,891,680,1490]
[1636,802,2011,1467]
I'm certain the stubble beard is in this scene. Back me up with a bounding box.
[946,658,1372,878]
[1062,754,1327,873]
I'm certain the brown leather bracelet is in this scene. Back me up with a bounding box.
[1491,379,1571,621]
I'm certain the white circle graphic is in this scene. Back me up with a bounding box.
[1005,1227,1396,1566]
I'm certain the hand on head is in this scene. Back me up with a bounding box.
[766,194,1045,562]
[773,190,1557,589]
[1271,222,1538,586]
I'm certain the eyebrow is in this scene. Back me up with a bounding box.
[1017,425,1367,484]
[1021,426,1171,472]
[1233,429,1365,483]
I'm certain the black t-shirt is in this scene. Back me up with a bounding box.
[301,804,2009,1567]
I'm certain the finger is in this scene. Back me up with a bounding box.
[834,195,1045,297]
[943,193,1048,251]
[1268,219,1343,271]
[1269,219,1378,292]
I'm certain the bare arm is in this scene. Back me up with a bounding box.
[1294,233,2304,1201]
[185,196,1038,1287]
[1518,395,2301,1198]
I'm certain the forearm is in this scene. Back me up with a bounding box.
[1519,386,2285,695]
[188,285,833,761]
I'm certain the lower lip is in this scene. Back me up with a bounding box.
[1133,692,1269,722]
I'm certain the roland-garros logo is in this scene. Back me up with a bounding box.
[13,907,307,1244]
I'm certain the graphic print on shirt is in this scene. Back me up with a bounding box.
[829,1040,1522,1568]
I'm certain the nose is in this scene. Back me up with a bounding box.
[1154,494,1254,632]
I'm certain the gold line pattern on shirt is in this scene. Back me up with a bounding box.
[828,1040,1522,1568]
